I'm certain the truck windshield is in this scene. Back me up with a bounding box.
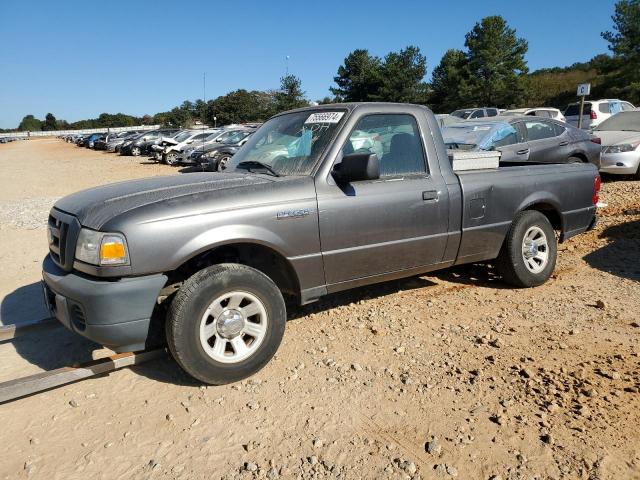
[225,110,346,176]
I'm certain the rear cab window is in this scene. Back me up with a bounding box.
[565,103,592,116]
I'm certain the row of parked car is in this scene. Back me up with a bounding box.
[436,100,640,179]
[61,124,259,171]
[59,99,640,179]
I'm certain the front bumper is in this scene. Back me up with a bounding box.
[599,151,640,175]
[42,255,167,352]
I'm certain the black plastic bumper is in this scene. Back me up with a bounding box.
[42,255,167,352]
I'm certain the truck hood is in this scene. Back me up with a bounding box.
[54,173,274,230]
[595,130,640,146]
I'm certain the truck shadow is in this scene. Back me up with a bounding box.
[1,282,194,386]
[583,219,640,282]
[287,263,507,321]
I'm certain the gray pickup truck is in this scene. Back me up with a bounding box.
[42,103,600,384]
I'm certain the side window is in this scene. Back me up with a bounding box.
[470,110,484,119]
[342,114,427,177]
[490,124,519,148]
[552,123,566,136]
[524,120,557,141]
[599,102,611,114]
[486,109,498,117]
[621,102,634,111]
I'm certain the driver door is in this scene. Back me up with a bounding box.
[316,113,450,287]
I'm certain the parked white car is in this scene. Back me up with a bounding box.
[564,99,635,130]
[502,107,566,123]
[162,129,218,164]
[595,110,640,179]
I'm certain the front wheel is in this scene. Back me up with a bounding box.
[496,210,557,288]
[165,151,179,165]
[131,146,141,156]
[217,154,232,171]
[166,264,286,384]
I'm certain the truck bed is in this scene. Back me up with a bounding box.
[451,162,598,265]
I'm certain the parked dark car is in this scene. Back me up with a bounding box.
[82,133,106,148]
[442,117,601,167]
[106,131,141,152]
[94,131,131,151]
[180,129,254,167]
[120,129,179,156]
[197,129,255,171]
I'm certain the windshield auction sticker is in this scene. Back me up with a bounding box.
[304,112,344,124]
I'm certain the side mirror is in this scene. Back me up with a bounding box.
[332,152,380,183]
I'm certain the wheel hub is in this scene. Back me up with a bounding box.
[523,241,538,258]
[216,309,245,338]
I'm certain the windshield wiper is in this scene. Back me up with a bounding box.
[236,161,280,177]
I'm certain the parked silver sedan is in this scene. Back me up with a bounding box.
[595,110,640,179]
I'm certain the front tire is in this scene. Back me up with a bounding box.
[131,146,141,157]
[496,210,557,288]
[165,151,179,165]
[166,264,286,384]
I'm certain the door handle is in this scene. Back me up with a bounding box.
[422,190,439,201]
[558,141,569,146]
[517,148,530,155]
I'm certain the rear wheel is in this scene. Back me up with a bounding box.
[166,264,286,384]
[496,210,557,288]
[568,156,584,164]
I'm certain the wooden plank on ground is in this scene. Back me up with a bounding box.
[0,349,166,403]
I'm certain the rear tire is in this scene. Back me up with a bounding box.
[496,210,557,288]
[166,264,286,385]
[568,156,584,164]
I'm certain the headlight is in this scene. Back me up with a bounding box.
[605,144,637,153]
[75,229,129,266]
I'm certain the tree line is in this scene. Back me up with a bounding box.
[7,0,638,133]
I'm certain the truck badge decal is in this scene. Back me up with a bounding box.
[277,208,310,220]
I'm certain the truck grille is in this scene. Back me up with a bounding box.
[48,209,81,272]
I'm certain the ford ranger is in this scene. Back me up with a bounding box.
[42,103,600,384]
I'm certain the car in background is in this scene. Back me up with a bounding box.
[120,130,178,156]
[161,129,219,165]
[564,99,635,130]
[450,107,499,119]
[198,129,255,171]
[502,107,566,123]
[82,133,106,148]
[442,116,600,167]
[180,129,253,166]
[594,110,640,179]
[106,131,141,152]
[94,131,133,151]
[435,114,459,129]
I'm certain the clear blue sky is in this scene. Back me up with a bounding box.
[0,0,618,128]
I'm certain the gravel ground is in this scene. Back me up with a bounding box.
[0,139,638,480]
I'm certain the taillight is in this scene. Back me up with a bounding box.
[593,175,601,205]
[590,136,601,144]
[590,110,597,120]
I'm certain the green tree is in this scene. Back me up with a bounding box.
[42,113,57,131]
[18,115,42,131]
[375,46,428,103]
[464,16,529,107]
[331,49,382,102]
[428,49,469,112]
[205,89,275,126]
[274,74,308,112]
[600,0,640,103]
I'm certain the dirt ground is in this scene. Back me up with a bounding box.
[0,138,638,480]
